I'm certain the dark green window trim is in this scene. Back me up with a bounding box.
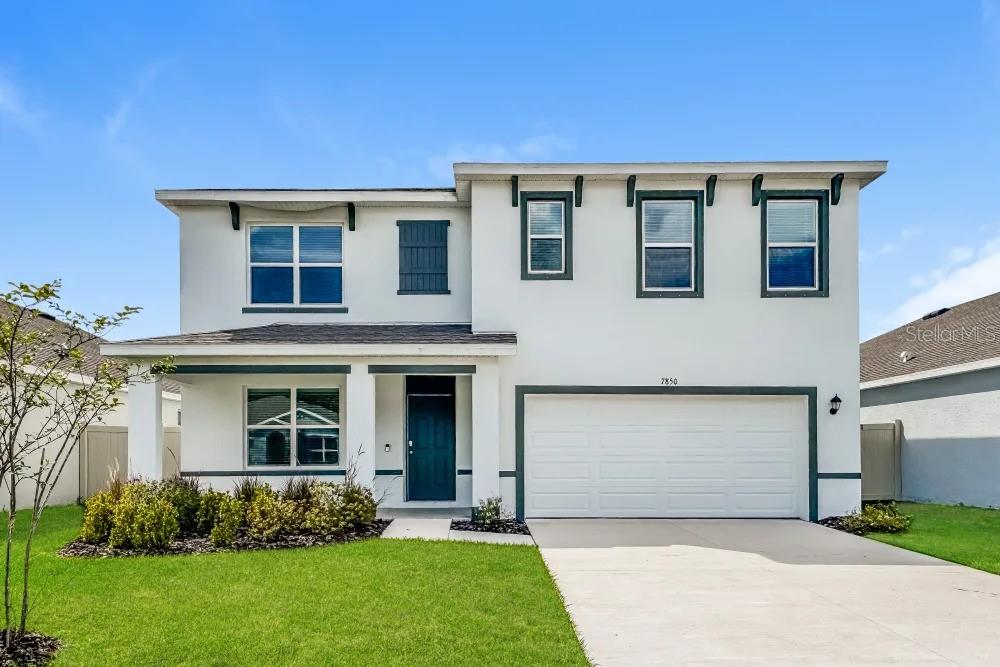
[367,365,476,375]
[817,472,861,479]
[635,190,705,298]
[761,190,830,298]
[181,469,346,477]
[520,191,574,280]
[170,365,351,374]
[514,385,819,522]
[243,306,349,314]
[375,469,404,476]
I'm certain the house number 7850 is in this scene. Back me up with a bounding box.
[660,377,678,385]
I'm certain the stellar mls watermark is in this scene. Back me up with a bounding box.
[904,323,1000,344]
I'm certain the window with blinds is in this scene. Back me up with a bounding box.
[521,192,573,280]
[766,200,818,290]
[398,220,449,294]
[248,224,343,305]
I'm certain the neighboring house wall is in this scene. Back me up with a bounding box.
[6,387,180,508]
[178,205,472,333]
[861,368,1000,508]
[470,178,863,517]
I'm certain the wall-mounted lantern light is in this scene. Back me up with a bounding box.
[384,443,391,453]
[829,394,842,415]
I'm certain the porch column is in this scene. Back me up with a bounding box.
[345,365,376,487]
[472,359,501,503]
[127,369,163,480]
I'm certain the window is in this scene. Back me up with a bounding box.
[761,191,829,297]
[246,388,340,467]
[398,220,449,294]
[635,191,704,298]
[520,192,573,280]
[249,225,343,305]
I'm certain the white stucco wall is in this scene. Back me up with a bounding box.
[861,385,1000,508]
[178,205,471,333]
[471,177,864,517]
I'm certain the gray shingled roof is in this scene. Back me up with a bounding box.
[861,291,1000,383]
[114,323,517,346]
[4,304,182,394]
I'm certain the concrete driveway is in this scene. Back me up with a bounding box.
[529,519,1000,666]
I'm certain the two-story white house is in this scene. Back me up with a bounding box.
[103,161,886,521]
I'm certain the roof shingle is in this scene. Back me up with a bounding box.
[861,291,1000,383]
[113,323,516,347]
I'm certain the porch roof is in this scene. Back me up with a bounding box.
[101,323,517,358]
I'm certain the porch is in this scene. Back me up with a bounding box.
[103,324,516,511]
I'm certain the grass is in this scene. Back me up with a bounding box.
[866,502,1000,575]
[3,505,587,666]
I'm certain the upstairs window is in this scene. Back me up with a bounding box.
[762,192,829,297]
[520,192,573,280]
[398,220,449,294]
[635,191,704,298]
[246,388,340,467]
[249,225,343,304]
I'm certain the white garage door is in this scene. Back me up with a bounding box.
[524,394,809,519]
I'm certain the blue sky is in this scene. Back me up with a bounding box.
[2,1,999,341]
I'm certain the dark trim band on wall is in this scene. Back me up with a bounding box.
[457,469,472,475]
[817,472,861,479]
[181,469,347,477]
[514,385,819,522]
[499,470,517,478]
[635,190,705,299]
[760,189,830,299]
[242,306,349,314]
[367,365,476,375]
[375,469,404,476]
[171,365,352,374]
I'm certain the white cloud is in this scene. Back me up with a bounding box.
[104,59,166,141]
[0,71,43,137]
[860,226,921,262]
[881,235,1000,331]
[426,134,576,181]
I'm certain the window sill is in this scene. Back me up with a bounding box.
[521,272,573,281]
[242,306,348,313]
[761,289,829,298]
[397,290,451,295]
[637,289,703,299]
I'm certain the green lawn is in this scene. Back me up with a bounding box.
[867,502,1000,575]
[5,505,586,666]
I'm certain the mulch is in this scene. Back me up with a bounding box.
[450,519,531,535]
[58,520,392,558]
[0,632,61,666]
[818,516,867,535]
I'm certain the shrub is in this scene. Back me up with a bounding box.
[839,502,912,535]
[303,483,349,535]
[471,496,510,528]
[108,482,180,549]
[338,480,377,528]
[80,490,116,543]
[159,476,202,534]
[281,476,317,502]
[233,477,270,504]
[196,489,230,534]
[246,488,285,541]
[210,495,244,547]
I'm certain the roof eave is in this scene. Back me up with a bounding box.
[100,342,518,358]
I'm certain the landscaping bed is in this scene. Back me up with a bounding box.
[450,519,531,535]
[61,520,390,558]
[820,501,912,536]
[0,632,60,667]
[69,474,384,557]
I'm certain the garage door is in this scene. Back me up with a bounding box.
[524,394,809,519]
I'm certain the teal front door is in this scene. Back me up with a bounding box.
[406,394,456,501]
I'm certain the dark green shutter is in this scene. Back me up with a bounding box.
[398,220,449,294]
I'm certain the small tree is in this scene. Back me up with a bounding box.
[0,280,172,646]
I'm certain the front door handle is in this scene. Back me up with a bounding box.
[408,440,413,453]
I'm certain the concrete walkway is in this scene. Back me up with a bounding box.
[530,519,1000,666]
[382,518,534,545]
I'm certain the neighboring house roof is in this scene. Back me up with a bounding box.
[110,323,517,347]
[4,304,182,395]
[861,291,1000,385]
